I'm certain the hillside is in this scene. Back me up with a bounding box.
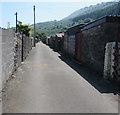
[72,2,120,22]
[35,1,120,37]
[62,2,119,21]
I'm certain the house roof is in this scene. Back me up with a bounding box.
[66,24,85,35]
[81,15,120,31]
[56,33,64,37]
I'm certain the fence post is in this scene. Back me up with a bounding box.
[21,34,24,62]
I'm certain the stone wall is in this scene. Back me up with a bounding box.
[14,33,32,67]
[104,42,115,79]
[1,29,14,87]
[81,23,120,75]
[0,29,32,89]
[103,42,120,81]
[22,34,32,61]
[14,33,22,70]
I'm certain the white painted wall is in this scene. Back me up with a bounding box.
[0,29,14,88]
[104,42,120,80]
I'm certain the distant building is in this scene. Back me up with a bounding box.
[65,16,120,79]
[55,33,64,52]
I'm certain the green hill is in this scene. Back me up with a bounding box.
[35,1,120,37]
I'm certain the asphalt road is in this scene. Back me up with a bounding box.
[2,42,118,113]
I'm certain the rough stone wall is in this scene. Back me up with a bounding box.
[1,29,14,86]
[104,42,120,81]
[14,33,22,70]
[30,37,34,47]
[104,42,115,79]
[113,42,120,81]
[14,34,32,69]
[0,31,32,89]
[22,35,32,61]
[81,23,120,75]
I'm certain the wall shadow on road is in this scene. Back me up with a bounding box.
[58,55,120,94]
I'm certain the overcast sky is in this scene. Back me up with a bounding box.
[1,0,115,28]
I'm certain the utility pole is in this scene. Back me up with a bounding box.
[7,22,10,29]
[15,12,17,33]
[33,5,36,47]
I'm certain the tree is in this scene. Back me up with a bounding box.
[17,21,31,36]
[78,20,84,24]
[35,31,47,42]
[83,18,93,23]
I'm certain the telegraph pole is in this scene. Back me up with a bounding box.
[15,12,17,33]
[7,22,10,29]
[33,5,36,47]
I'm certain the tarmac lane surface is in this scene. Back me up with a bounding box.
[2,42,118,113]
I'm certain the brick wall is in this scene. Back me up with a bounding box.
[68,35,75,57]
[81,23,120,75]
[63,32,68,55]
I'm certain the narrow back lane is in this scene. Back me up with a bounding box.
[3,42,118,113]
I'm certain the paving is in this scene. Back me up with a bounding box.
[2,42,119,113]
